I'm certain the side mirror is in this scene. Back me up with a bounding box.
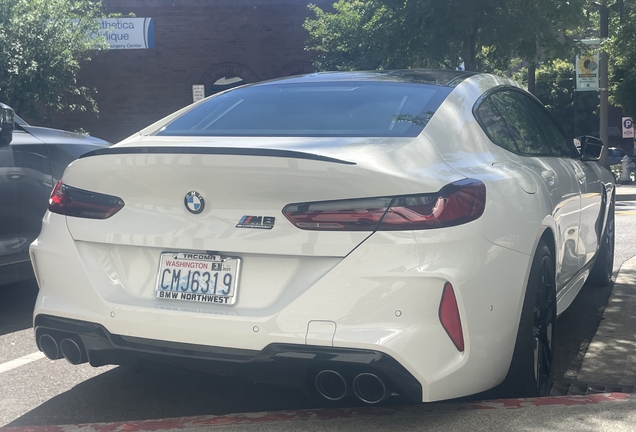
[575,135,603,161]
[0,103,15,147]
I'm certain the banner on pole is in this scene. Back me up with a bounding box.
[575,39,600,92]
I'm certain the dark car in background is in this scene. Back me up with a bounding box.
[607,147,636,166]
[0,103,108,286]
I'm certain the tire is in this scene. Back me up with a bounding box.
[587,195,615,287]
[498,240,556,398]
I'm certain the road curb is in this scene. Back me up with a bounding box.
[617,194,636,202]
[0,394,629,432]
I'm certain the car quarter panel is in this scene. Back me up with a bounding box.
[422,75,553,258]
[426,74,615,300]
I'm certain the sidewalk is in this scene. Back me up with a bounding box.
[578,257,636,387]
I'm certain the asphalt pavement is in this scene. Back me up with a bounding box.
[3,184,636,432]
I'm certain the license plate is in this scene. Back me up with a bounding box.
[154,252,240,305]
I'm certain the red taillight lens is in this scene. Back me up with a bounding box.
[282,179,485,231]
[439,282,464,352]
[378,179,485,230]
[49,181,125,219]
[281,197,393,230]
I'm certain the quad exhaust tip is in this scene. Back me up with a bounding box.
[38,333,61,360]
[315,370,390,404]
[38,332,87,365]
[60,338,86,365]
[352,372,389,404]
[315,370,348,401]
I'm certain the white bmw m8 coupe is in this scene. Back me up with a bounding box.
[30,70,615,404]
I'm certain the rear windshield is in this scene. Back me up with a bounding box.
[155,82,452,138]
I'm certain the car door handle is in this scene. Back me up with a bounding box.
[541,170,555,186]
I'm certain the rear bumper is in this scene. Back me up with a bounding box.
[34,314,422,402]
[31,212,534,402]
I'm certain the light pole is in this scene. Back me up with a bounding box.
[592,1,622,169]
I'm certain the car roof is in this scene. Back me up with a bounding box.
[256,69,479,88]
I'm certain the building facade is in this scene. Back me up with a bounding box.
[52,0,330,142]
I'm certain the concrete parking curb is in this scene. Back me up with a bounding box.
[617,194,636,202]
[0,394,630,432]
[616,184,636,201]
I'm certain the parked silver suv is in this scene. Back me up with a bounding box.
[0,103,108,285]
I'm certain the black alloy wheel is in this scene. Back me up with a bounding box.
[498,240,555,398]
[588,196,615,286]
[532,252,556,396]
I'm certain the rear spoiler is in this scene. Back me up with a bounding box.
[80,146,356,165]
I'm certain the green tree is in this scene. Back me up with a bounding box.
[487,0,587,92]
[304,0,587,76]
[514,60,599,138]
[607,0,636,118]
[0,0,106,121]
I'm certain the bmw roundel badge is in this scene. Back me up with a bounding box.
[184,191,205,214]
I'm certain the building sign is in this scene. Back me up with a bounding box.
[575,39,600,91]
[192,85,205,103]
[624,117,634,139]
[92,18,154,49]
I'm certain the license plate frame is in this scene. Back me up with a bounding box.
[154,252,241,305]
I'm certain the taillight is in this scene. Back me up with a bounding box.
[439,282,464,352]
[49,181,125,219]
[282,179,485,231]
[281,197,393,230]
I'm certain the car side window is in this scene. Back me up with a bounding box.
[486,91,553,156]
[474,98,519,153]
[515,93,579,158]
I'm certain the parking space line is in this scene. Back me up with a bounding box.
[0,351,45,374]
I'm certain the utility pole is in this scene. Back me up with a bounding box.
[593,1,622,169]
[599,4,609,168]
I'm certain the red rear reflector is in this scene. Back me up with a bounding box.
[439,282,464,352]
[282,179,485,231]
[49,181,125,219]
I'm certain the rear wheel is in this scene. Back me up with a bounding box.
[587,196,615,286]
[499,240,556,397]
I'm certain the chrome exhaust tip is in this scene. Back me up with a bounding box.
[315,370,348,401]
[38,333,61,360]
[353,373,388,404]
[60,338,86,365]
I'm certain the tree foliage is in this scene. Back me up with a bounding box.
[514,60,599,138]
[608,0,636,118]
[0,0,106,121]
[304,0,588,73]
